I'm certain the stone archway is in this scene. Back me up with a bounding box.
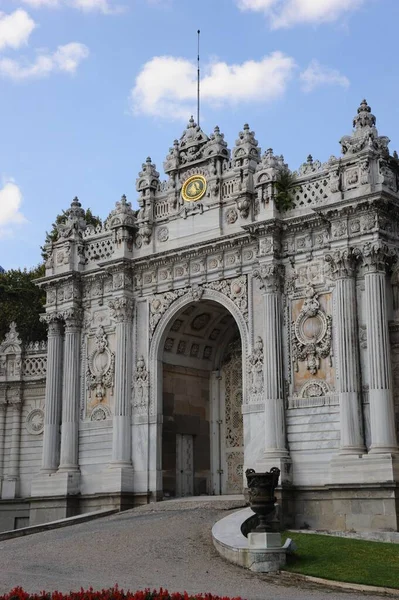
[148,289,250,498]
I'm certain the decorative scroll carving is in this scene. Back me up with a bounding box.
[90,404,111,421]
[325,248,361,279]
[150,289,188,334]
[252,263,284,293]
[361,241,397,274]
[291,285,332,375]
[86,326,115,401]
[0,322,22,354]
[150,276,248,337]
[204,277,248,320]
[298,379,330,398]
[132,356,149,415]
[247,336,264,403]
[109,297,134,323]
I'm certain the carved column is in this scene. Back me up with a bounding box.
[109,297,134,465]
[7,391,22,481]
[58,309,82,472]
[254,263,288,458]
[0,393,6,489]
[363,243,398,453]
[326,249,364,454]
[41,316,64,472]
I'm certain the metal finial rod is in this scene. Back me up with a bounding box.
[197,29,200,128]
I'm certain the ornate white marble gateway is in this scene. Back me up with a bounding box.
[1,100,399,532]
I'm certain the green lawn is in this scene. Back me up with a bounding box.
[282,531,399,589]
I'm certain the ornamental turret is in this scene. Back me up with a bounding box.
[107,195,136,258]
[136,157,159,246]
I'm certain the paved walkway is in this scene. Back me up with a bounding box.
[0,498,381,599]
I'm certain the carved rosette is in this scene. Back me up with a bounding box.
[86,326,115,402]
[291,285,332,376]
[361,241,397,274]
[132,355,149,415]
[253,263,284,293]
[247,336,264,403]
[26,408,45,434]
[109,297,134,323]
[325,248,361,279]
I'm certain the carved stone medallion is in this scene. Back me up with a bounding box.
[26,408,44,435]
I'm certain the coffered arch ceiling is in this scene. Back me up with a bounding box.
[161,300,240,370]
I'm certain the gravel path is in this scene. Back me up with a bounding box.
[0,501,382,600]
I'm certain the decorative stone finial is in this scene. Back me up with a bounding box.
[107,194,135,229]
[340,99,390,156]
[353,99,376,131]
[233,124,260,168]
[136,157,160,192]
[56,196,86,238]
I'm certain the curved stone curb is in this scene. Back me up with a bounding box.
[212,507,288,573]
[282,571,399,597]
[0,508,118,542]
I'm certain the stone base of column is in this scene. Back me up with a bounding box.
[31,471,80,497]
[1,477,18,499]
[330,453,399,485]
[102,465,134,494]
[29,495,80,527]
[255,455,293,485]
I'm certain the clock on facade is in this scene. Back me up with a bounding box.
[181,174,207,202]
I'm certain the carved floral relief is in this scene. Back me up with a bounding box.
[291,286,333,386]
[86,326,115,409]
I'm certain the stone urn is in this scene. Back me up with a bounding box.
[245,467,280,532]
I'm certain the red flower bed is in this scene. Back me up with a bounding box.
[0,588,242,600]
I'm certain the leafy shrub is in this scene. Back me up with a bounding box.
[0,588,242,600]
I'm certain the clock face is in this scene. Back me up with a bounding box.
[182,175,207,202]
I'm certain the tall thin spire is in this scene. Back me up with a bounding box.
[197,29,200,128]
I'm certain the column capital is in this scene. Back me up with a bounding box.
[109,297,134,323]
[361,241,397,274]
[40,312,63,336]
[8,388,22,411]
[60,307,83,331]
[325,247,361,279]
[252,262,284,293]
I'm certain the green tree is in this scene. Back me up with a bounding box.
[0,264,47,344]
[41,207,102,260]
[274,168,298,212]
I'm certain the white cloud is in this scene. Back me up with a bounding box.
[0,9,36,51]
[131,52,296,120]
[300,59,350,92]
[0,180,27,239]
[236,0,365,28]
[20,0,125,14]
[0,42,89,80]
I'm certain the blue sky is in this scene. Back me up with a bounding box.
[0,0,398,269]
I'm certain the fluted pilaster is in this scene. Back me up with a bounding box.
[109,297,134,465]
[7,396,22,481]
[41,317,63,472]
[253,263,288,457]
[326,249,364,453]
[363,242,397,453]
[0,399,5,484]
[59,311,82,471]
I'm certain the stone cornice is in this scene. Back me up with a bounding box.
[132,231,253,271]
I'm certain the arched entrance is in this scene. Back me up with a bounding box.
[149,291,249,498]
